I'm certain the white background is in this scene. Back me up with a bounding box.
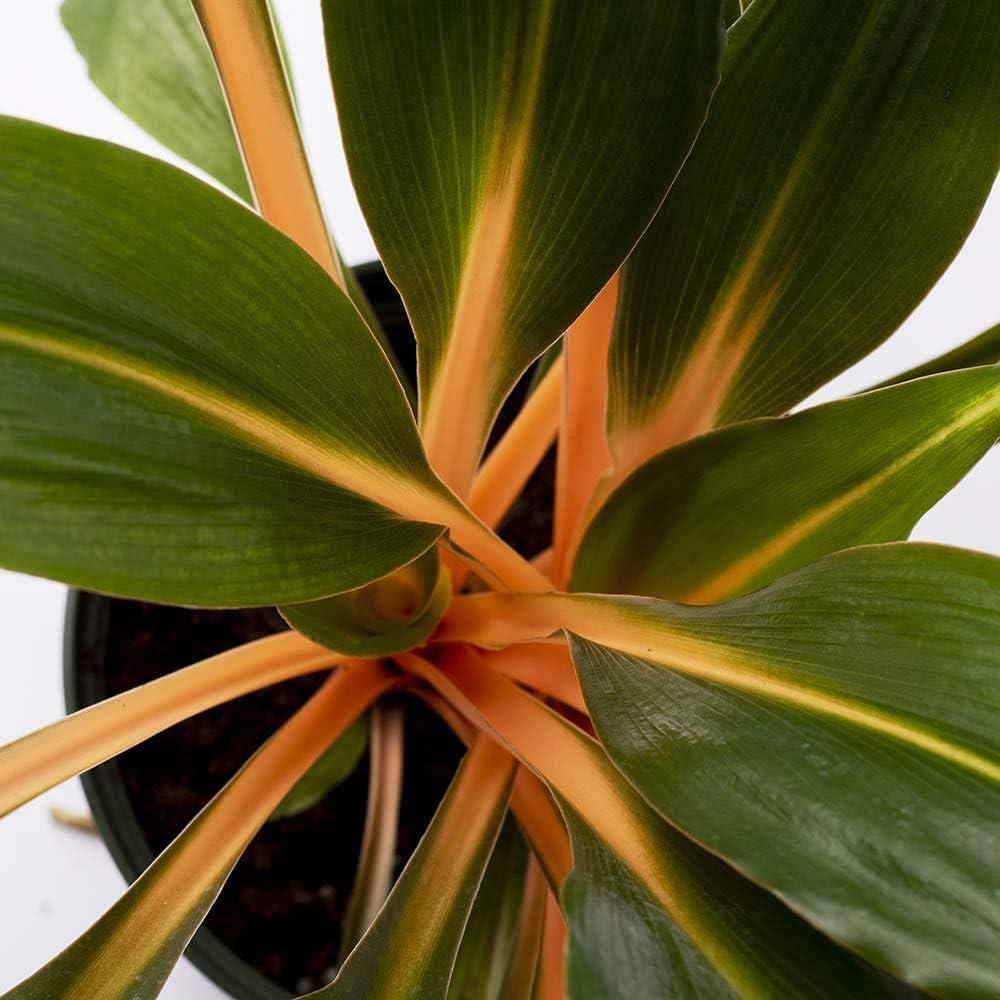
[0,2,997,997]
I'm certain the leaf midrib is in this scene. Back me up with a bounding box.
[681,381,1000,603]
[0,322,446,525]
[562,599,1000,784]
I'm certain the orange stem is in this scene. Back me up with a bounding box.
[552,275,619,585]
[339,703,405,958]
[485,644,586,715]
[192,0,346,290]
[510,767,574,889]
[500,854,548,998]
[535,889,568,1000]
[0,631,344,819]
[408,676,572,888]
[396,647,660,895]
[470,363,563,529]
[37,662,396,997]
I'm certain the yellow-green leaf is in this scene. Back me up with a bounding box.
[60,0,252,199]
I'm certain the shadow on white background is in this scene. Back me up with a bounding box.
[0,2,996,997]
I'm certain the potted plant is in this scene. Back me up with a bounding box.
[1,0,999,998]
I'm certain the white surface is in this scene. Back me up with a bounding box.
[0,2,998,997]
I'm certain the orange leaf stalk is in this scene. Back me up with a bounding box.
[552,274,619,585]
[191,0,346,290]
[0,631,345,819]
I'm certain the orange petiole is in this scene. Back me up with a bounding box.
[0,631,347,819]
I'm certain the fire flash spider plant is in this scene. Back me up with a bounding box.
[1,0,999,997]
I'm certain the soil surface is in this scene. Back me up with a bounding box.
[72,266,555,994]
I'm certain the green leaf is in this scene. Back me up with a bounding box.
[871,321,1000,391]
[447,819,529,1000]
[560,808,910,1000]
[311,736,516,999]
[61,0,408,391]
[324,0,725,492]
[427,655,906,1000]
[60,0,252,200]
[280,549,451,656]
[270,715,368,821]
[606,0,1000,480]
[558,545,1000,995]
[0,116,458,606]
[573,367,1000,602]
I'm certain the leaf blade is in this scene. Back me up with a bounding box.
[417,651,904,1000]
[312,735,516,1000]
[270,714,368,820]
[607,0,1000,480]
[0,117,451,605]
[325,0,725,492]
[280,549,451,656]
[559,545,1000,995]
[573,367,1000,601]
[870,321,1000,390]
[60,0,252,199]
[5,665,395,1000]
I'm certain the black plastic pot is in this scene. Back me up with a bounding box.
[62,263,553,998]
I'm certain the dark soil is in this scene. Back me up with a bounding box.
[71,265,555,995]
[82,601,464,993]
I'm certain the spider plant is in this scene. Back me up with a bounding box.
[1,0,999,997]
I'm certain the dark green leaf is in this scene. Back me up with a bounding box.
[430,655,906,1000]
[324,0,724,491]
[560,806,911,1000]
[280,549,450,656]
[312,737,516,999]
[448,819,529,1000]
[606,0,1000,480]
[270,716,368,820]
[562,544,1000,996]
[573,367,1000,602]
[0,117,453,606]
[871,321,1000,391]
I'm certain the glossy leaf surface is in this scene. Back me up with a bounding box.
[0,117,454,605]
[60,0,252,199]
[607,0,1000,477]
[561,546,1000,995]
[422,653,904,1000]
[573,367,1000,602]
[281,549,450,656]
[324,0,724,491]
[311,736,516,999]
